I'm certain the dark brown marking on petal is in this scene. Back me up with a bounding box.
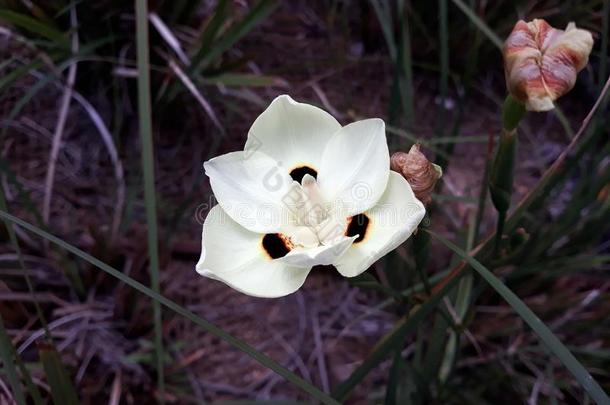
[345,214,370,243]
[289,166,317,183]
[262,233,293,259]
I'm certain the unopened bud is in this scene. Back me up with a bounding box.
[504,19,593,112]
[390,144,442,205]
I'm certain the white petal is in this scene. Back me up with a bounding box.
[277,236,355,267]
[244,95,341,173]
[196,205,311,298]
[334,172,425,278]
[204,150,296,233]
[317,118,390,217]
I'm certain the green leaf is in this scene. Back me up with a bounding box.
[193,0,278,71]
[0,209,339,405]
[0,314,26,405]
[396,0,414,126]
[38,342,79,405]
[191,0,229,66]
[0,9,68,47]
[0,60,44,94]
[135,0,165,398]
[384,351,404,405]
[199,73,286,87]
[449,0,503,49]
[332,271,465,402]
[502,95,526,132]
[427,230,610,405]
[489,130,518,214]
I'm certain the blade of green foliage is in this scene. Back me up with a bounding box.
[449,0,502,48]
[437,0,449,134]
[192,0,278,72]
[332,271,465,402]
[199,73,285,87]
[489,128,517,253]
[0,60,44,94]
[191,0,229,65]
[384,351,406,405]
[396,0,414,126]
[12,347,44,405]
[600,0,609,94]
[0,9,68,47]
[211,400,312,405]
[0,209,339,405]
[427,230,610,405]
[135,0,165,399]
[0,157,44,226]
[0,314,26,405]
[369,0,396,59]
[1,76,51,137]
[38,342,79,405]
[0,177,50,337]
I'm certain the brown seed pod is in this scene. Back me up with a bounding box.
[390,144,442,205]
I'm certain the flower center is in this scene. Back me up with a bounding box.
[289,165,317,183]
[274,174,348,250]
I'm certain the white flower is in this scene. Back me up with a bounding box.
[196,95,426,297]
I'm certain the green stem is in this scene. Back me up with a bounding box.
[493,208,506,256]
[489,95,526,256]
[135,0,165,400]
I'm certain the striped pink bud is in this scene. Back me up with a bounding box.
[504,19,593,111]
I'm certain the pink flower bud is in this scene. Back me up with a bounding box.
[504,19,593,111]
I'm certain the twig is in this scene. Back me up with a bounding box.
[42,6,79,227]
[108,370,122,405]
[27,68,127,242]
[167,58,225,134]
[149,12,190,65]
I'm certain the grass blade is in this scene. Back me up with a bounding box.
[135,0,164,399]
[0,9,67,47]
[0,314,26,405]
[192,0,278,72]
[167,58,224,134]
[438,0,449,137]
[199,73,286,87]
[0,210,339,405]
[449,0,503,49]
[427,230,610,405]
[396,0,414,126]
[191,0,229,66]
[600,0,609,93]
[42,5,79,230]
[331,270,465,402]
[0,169,50,338]
[38,342,79,405]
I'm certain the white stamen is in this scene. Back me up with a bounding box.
[290,226,319,248]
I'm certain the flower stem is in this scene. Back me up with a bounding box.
[489,95,525,255]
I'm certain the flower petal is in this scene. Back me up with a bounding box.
[196,205,311,298]
[334,172,425,278]
[204,150,295,233]
[276,236,355,267]
[317,118,390,216]
[244,95,341,175]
